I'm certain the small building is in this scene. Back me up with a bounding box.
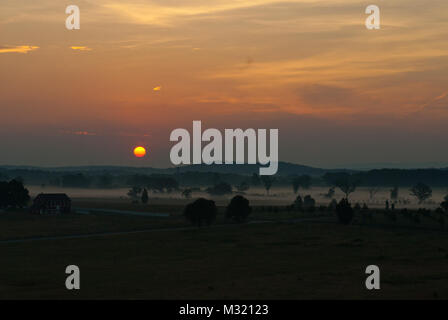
[31,193,71,214]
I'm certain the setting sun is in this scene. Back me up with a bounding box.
[133,146,146,158]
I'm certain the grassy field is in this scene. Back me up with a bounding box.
[1,199,448,299]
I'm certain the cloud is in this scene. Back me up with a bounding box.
[0,45,39,54]
[70,46,92,51]
[420,92,448,111]
[61,130,97,136]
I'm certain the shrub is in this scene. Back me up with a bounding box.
[226,195,252,222]
[293,195,303,211]
[141,188,149,204]
[336,198,354,225]
[303,195,316,212]
[0,179,30,208]
[184,198,217,226]
[410,182,432,204]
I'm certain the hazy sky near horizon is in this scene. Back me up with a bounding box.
[1,0,448,168]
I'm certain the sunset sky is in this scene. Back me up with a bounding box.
[1,0,448,168]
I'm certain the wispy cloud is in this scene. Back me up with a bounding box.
[420,92,448,110]
[70,46,92,51]
[0,45,39,54]
[62,130,97,136]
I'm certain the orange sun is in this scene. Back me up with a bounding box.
[133,146,146,158]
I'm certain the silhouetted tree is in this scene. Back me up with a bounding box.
[182,188,193,199]
[206,182,232,196]
[324,173,359,199]
[323,187,335,199]
[390,186,399,201]
[226,195,252,222]
[293,195,303,211]
[236,181,250,193]
[336,176,358,199]
[0,179,30,208]
[127,186,142,201]
[410,182,432,204]
[292,175,312,194]
[184,198,217,226]
[261,176,274,195]
[141,188,149,204]
[303,195,316,212]
[336,198,354,225]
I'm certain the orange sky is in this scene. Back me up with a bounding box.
[1,0,448,168]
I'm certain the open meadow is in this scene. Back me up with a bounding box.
[1,190,448,299]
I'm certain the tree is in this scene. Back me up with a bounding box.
[336,198,354,225]
[390,186,399,201]
[182,188,193,199]
[0,179,30,208]
[303,195,316,212]
[261,176,274,195]
[440,195,448,213]
[293,195,303,211]
[292,175,312,194]
[141,188,149,204]
[410,182,432,204]
[226,195,252,222]
[236,181,250,193]
[206,182,232,196]
[334,175,359,199]
[184,198,217,226]
[127,186,142,201]
[323,187,335,199]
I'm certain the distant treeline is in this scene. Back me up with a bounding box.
[1,167,448,188]
[323,169,448,187]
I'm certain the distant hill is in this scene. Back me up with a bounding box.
[0,162,352,177]
[169,162,353,176]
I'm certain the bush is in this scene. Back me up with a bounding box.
[410,182,432,204]
[226,196,252,222]
[335,198,354,225]
[184,198,217,226]
[303,195,316,212]
[293,195,303,211]
[0,179,30,208]
[141,188,149,204]
[226,195,252,222]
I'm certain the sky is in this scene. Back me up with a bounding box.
[1,0,448,168]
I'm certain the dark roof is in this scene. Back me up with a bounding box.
[34,193,71,201]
